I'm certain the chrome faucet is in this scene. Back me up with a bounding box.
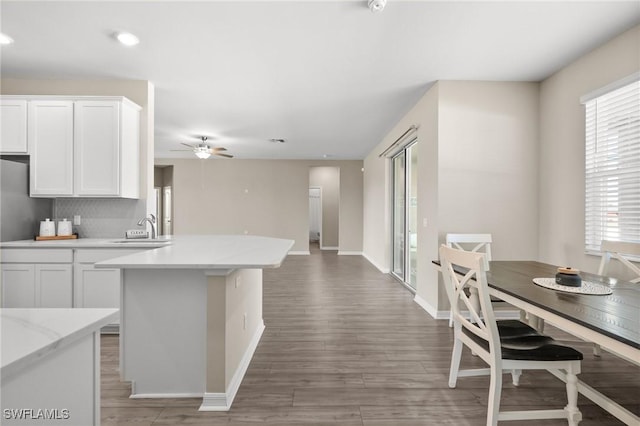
[137,213,157,239]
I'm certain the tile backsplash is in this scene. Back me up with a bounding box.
[54,198,147,238]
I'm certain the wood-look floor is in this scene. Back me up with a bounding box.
[101,244,639,425]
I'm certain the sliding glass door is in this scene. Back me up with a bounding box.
[391,141,418,289]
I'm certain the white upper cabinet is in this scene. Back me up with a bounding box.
[22,96,141,198]
[0,99,28,154]
[75,101,121,196]
[29,100,75,196]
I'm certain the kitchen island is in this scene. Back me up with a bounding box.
[1,308,118,425]
[96,235,293,411]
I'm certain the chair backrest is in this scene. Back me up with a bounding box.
[439,245,500,358]
[598,240,640,284]
[445,233,492,270]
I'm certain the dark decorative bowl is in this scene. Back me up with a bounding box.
[555,272,582,287]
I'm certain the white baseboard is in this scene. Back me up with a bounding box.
[337,251,362,256]
[362,252,390,273]
[288,251,310,255]
[199,321,265,411]
[320,246,339,250]
[413,294,521,322]
[130,391,202,399]
[413,294,441,319]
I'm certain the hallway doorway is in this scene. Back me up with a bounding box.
[309,166,340,251]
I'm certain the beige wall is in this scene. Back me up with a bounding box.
[309,166,340,248]
[538,25,640,279]
[155,158,363,253]
[363,81,539,314]
[363,83,440,306]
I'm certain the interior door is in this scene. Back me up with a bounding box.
[163,186,172,235]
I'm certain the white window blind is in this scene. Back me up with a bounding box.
[584,79,640,252]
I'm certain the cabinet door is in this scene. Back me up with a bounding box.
[36,264,73,308]
[74,263,121,311]
[75,101,120,196]
[29,101,74,196]
[1,264,36,308]
[0,99,28,153]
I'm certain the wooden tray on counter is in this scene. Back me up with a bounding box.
[34,234,79,241]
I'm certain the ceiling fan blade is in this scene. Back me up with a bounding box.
[211,147,227,151]
[180,142,196,148]
[215,153,234,158]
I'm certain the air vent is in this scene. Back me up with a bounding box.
[268,138,286,143]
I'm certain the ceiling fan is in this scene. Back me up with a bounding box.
[171,136,233,159]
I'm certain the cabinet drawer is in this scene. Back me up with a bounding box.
[75,248,147,263]
[1,249,73,263]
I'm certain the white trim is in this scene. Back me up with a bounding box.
[362,251,390,273]
[309,185,323,247]
[337,251,362,256]
[288,251,310,255]
[413,294,441,319]
[199,321,265,412]
[580,71,640,104]
[130,392,202,399]
[321,246,339,250]
[199,393,228,411]
[413,294,520,321]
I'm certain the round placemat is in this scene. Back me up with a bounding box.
[532,278,613,295]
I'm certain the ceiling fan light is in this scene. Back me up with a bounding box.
[195,151,211,159]
[0,33,14,45]
[116,31,140,46]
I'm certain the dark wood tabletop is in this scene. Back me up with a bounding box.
[433,259,640,349]
[488,261,639,349]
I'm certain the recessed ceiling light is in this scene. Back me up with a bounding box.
[0,33,14,45]
[115,31,140,47]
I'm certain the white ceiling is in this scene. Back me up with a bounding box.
[1,1,639,160]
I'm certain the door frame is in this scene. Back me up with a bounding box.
[390,139,418,292]
[309,186,323,248]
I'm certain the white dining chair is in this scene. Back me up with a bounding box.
[598,240,640,283]
[440,245,583,426]
[445,234,495,327]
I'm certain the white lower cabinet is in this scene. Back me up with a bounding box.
[1,249,73,308]
[74,249,146,328]
[1,248,145,330]
[1,263,73,308]
[74,264,121,310]
[36,264,73,308]
[1,264,36,307]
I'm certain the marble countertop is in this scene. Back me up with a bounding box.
[96,235,294,270]
[1,308,119,379]
[0,237,173,249]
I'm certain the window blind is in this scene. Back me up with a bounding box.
[584,79,640,252]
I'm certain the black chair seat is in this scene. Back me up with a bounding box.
[462,327,584,361]
[497,320,543,339]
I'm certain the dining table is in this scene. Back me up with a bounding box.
[433,259,639,426]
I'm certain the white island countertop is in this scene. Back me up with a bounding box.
[1,308,119,379]
[95,235,294,270]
